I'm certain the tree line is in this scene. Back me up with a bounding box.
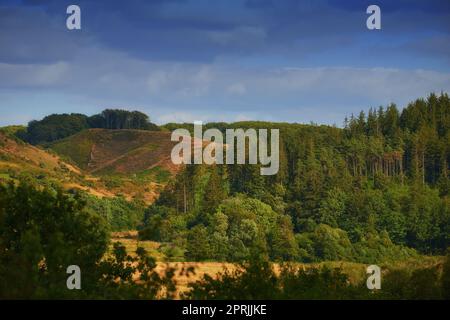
[18,109,159,145]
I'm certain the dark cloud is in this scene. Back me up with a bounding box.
[0,5,90,64]
[0,0,449,126]
[327,0,450,14]
[1,0,449,64]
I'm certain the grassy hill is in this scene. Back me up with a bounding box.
[47,128,181,204]
[0,128,78,180]
[0,128,114,197]
[0,127,184,231]
[49,128,178,174]
[0,127,181,206]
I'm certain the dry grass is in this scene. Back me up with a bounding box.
[110,231,445,299]
[156,262,235,297]
[110,231,164,260]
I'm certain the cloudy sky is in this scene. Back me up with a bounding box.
[0,0,449,126]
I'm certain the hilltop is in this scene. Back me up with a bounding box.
[1,109,180,205]
[0,126,184,231]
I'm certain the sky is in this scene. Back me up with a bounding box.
[0,0,449,126]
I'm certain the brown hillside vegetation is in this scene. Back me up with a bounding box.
[1,127,222,204]
[47,129,182,204]
[0,131,115,198]
[49,129,179,175]
[0,128,183,205]
[0,131,77,173]
[0,130,176,203]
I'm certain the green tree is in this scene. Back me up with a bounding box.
[0,181,175,299]
[186,225,212,261]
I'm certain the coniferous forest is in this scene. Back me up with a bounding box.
[141,93,450,263]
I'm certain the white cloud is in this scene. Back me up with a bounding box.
[1,44,450,126]
[147,71,170,94]
[207,26,266,47]
[155,111,211,124]
[145,65,213,97]
[226,82,247,95]
[0,62,69,87]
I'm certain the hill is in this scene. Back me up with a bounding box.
[47,128,181,204]
[0,129,113,198]
[49,128,177,175]
[0,127,183,230]
[1,127,182,205]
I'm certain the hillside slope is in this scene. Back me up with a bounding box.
[0,127,181,204]
[49,129,178,174]
[47,129,181,203]
[0,130,114,198]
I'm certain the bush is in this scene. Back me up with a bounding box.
[0,180,175,299]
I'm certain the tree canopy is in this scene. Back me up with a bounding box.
[20,109,160,145]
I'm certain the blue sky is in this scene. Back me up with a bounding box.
[0,0,449,126]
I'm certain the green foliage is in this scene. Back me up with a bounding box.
[184,256,280,299]
[0,125,27,143]
[0,180,175,299]
[49,130,97,169]
[83,194,146,231]
[97,242,176,299]
[25,113,90,145]
[97,109,158,130]
[143,93,449,262]
[442,249,450,299]
[139,205,186,242]
[297,224,355,262]
[142,192,299,262]
[380,267,442,299]
[186,225,213,261]
[22,109,160,145]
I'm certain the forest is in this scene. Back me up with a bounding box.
[141,93,450,263]
[0,92,449,299]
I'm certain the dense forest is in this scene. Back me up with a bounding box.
[18,109,159,145]
[140,93,450,263]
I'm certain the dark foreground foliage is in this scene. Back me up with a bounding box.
[0,180,175,299]
[0,179,448,299]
